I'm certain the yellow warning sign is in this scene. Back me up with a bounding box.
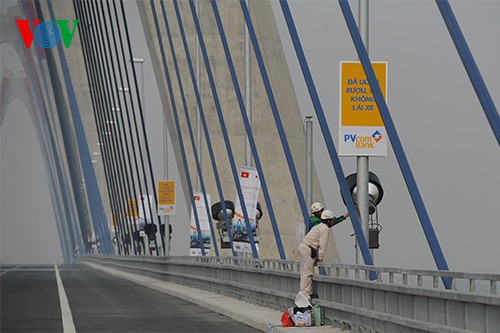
[339,61,388,157]
[157,180,176,215]
[126,199,138,217]
[340,61,387,126]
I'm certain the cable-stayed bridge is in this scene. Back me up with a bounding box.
[1,0,499,332]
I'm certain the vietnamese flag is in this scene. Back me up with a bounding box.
[194,195,200,201]
[241,171,249,178]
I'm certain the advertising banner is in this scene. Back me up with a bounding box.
[189,192,211,256]
[157,180,175,216]
[340,61,388,156]
[137,195,153,230]
[233,166,260,255]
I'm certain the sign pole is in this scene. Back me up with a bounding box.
[245,0,253,168]
[356,0,371,265]
[305,116,313,233]
[164,113,170,256]
[195,0,202,192]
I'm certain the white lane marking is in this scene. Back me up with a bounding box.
[55,265,77,333]
[0,265,21,276]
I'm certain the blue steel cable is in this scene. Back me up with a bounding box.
[20,0,84,257]
[338,0,452,288]
[113,0,163,254]
[171,1,237,256]
[118,0,162,253]
[189,0,257,258]
[21,1,84,258]
[74,0,123,255]
[86,0,138,255]
[83,0,140,256]
[237,0,310,227]
[87,2,138,254]
[75,0,130,255]
[279,0,376,278]
[436,0,500,146]
[149,0,206,256]
[102,0,152,254]
[160,1,220,257]
[79,0,137,255]
[118,1,161,254]
[19,1,81,259]
[86,0,141,255]
[35,3,111,250]
[206,0,285,259]
[31,1,92,256]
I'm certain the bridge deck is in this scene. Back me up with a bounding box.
[85,261,346,332]
[1,264,342,332]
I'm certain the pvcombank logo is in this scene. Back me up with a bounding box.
[15,19,79,48]
[343,130,384,149]
[372,130,383,143]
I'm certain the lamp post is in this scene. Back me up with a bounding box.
[304,116,313,239]
[131,57,145,115]
[244,0,252,167]
[163,112,170,256]
[356,0,370,265]
[194,1,202,192]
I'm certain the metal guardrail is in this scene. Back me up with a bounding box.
[79,255,500,333]
[157,256,500,296]
[323,263,500,296]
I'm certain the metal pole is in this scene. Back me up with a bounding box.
[356,0,371,265]
[141,62,144,114]
[163,112,170,256]
[240,0,253,258]
[132,58,145,112]
[305,116,313,232]
[244,0,252,167]
[195,0,202,191]
[132,57,151,253]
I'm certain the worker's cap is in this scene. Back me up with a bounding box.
[321,209,335,220]
[310,202,324,213]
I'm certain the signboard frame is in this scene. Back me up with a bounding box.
[157,180,176,216]
[339,61,388,157]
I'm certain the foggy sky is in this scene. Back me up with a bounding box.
[1,0,499,274]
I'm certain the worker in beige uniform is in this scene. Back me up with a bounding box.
[298,209,350,298]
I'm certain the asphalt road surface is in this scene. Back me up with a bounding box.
[1,264,261,332]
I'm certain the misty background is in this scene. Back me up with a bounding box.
[1,0,498,274]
